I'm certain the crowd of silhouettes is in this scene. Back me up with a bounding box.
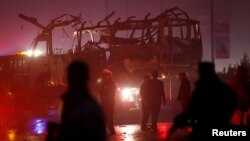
[45,60,250,141]
[167,62,238,141]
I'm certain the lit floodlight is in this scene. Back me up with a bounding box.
[26,50,33,57]
[20,49,44,57]
[161,74,166,79]
[73,31,77,36]
[33,50,43,57]
[121,88,131,101]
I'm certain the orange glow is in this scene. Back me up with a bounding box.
[17,51,24,55]
[8,91,12,95]
[7,129,16,141]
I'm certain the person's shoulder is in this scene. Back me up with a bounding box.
[105,78,115,86]
[182,79,190,84]
[219,82,237,95]
[109,78,116,84]
[61,92,70,100]
[140,80,147,86]
[85,96,99,103]
[157,79,164,84]
[220,82,233,89]
[185,78,191,83]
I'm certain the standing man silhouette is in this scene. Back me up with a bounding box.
[99,69,116,135]
[147,70,166,132]
[177,72,191,112]
[140,74,151,131]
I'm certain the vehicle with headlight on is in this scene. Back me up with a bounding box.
[118,87,140,110]
[113,85,141,123]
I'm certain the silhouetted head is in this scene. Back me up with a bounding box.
[178,72,187,80]
[144,75,151,80]
[198,62,217,79]
[151,70,159,79]
[102,68,112,80]
[67,61,89,90]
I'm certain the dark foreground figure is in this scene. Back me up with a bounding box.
[47,61,106,141]
[167,62,239,141]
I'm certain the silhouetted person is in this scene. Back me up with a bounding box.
[167,62,237,141]
[177,72,191,112]
[140,74,151,131]
[99,69,116,135]
[147,70,166,132]
[57,61,106,141]
[229,66,250,125]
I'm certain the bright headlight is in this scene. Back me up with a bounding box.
[20,49,44,57]
[121,87,139,102]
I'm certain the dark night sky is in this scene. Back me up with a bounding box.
[0,0,250,71]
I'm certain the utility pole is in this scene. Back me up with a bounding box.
[211,0,215,62]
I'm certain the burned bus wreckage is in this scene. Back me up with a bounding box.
[0,7,202,114]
